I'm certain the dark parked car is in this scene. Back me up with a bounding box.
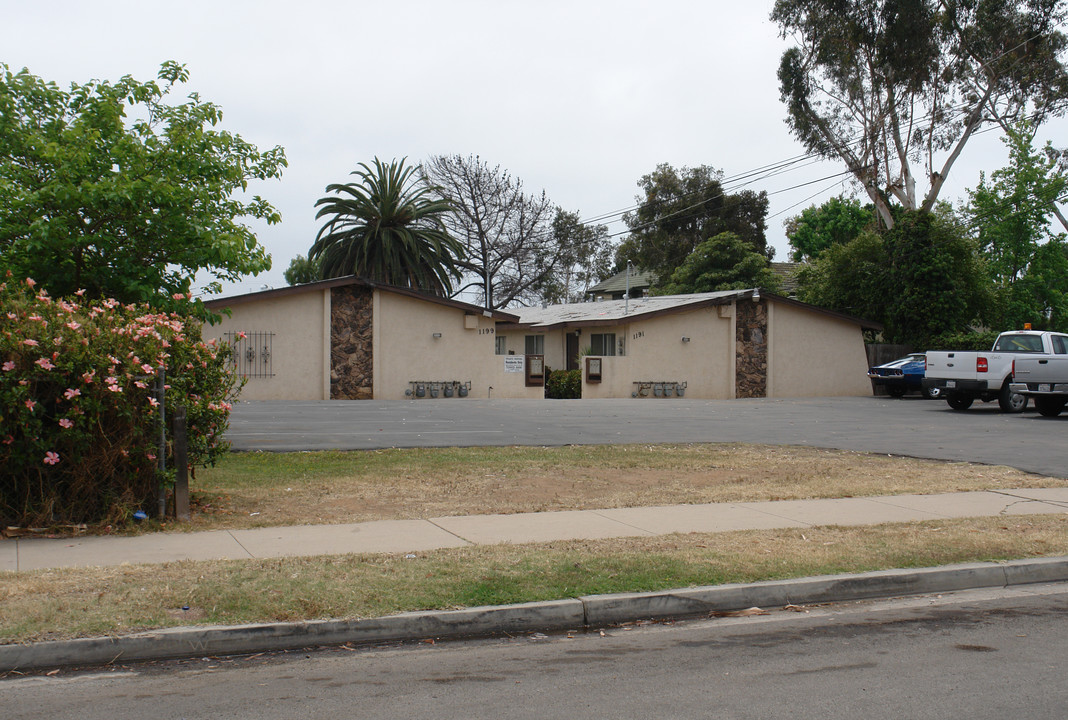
[868,354,940,398]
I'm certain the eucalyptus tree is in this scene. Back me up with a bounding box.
[772,0,1068,230]
[311,158,465,296]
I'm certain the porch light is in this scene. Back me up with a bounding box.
[432,332,442,339]
[681,336,690,343]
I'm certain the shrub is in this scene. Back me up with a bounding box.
[544,366,581,399]
[0,275,239,527]
[925,330,1002,352]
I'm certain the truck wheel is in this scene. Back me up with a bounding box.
[998,382,1027,413]
[922,386,942,399]
[946,394,973,411]
[1035,396,1066,418]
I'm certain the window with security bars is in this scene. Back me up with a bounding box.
[226,331,275,378]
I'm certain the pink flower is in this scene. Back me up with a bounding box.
[58,418,73,429]
[22,339,38,347]
[2,361,14,371]
[25,278,36,288]
[64,388,81,400]
[148,397,160,407]
[35,357,56,371]
[24,399,36,411]
[82,371,95,383]
[107,384,123,393]
[141,364,155,374]
[75,289,86,296]
[66,321,81,330]
[43,451,60,465]
[135,380,147,389]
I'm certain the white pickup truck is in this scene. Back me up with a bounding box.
[1009,347,1068,417]
[923,330,1068,412]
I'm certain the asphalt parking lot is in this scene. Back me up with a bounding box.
[226,395,1065,478]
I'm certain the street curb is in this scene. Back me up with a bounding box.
[4,556,1067,672]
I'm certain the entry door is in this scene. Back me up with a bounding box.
[566,332,579,371]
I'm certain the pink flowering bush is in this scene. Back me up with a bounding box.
[0,275,239,527]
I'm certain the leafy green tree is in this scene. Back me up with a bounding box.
[0,62,286,306]
[881,209,991,347]
[773,0,1068,230]
[538,209,614,304]
[965,123,1068,329]
[283,254,322,285]
[796,229,889,324]
[658,232,781,295]
[797,208,989,347]
[311,158,465,296]
[784,196,875,262]
[615,164,771,281]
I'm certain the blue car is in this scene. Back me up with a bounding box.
[868,354,940,398]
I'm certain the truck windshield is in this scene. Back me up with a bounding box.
[993,334,1044,353]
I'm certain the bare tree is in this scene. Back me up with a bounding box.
[422,154,560,309]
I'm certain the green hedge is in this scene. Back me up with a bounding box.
[924,330,1002,352]
[544,367,581,399]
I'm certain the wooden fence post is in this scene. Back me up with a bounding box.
[173,406,189,521]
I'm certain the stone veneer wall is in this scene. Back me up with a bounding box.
[735,298,768,398]
[330,286,374,399]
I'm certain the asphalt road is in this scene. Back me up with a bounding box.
[7,583,1068,719]
[226,395,1066,477]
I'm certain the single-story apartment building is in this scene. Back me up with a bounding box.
[203,277,878,401]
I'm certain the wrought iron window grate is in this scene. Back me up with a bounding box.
[226,331,275,378]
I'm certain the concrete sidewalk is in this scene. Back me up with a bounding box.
[5,487,1068,573]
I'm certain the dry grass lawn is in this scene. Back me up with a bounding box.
[183,444,1061,530]
[4,515,1067,644]
[3,443,1066,647]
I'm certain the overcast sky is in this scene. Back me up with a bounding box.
[4,0,1065,299]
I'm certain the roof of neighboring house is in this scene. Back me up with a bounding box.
[585,269,658,296]
[770,262,802,296]
[500,288,881,332]
[202,276,521,322]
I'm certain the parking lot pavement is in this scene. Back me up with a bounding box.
[225,395,1066,478]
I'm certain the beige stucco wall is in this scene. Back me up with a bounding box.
[495,329,565,371]
[204,289,872,403]
[767,300,872,397]
[204,289,329,401]
[581,308,735,399]
[374,292,535,399]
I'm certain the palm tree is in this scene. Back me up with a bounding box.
[310,158,464,295]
